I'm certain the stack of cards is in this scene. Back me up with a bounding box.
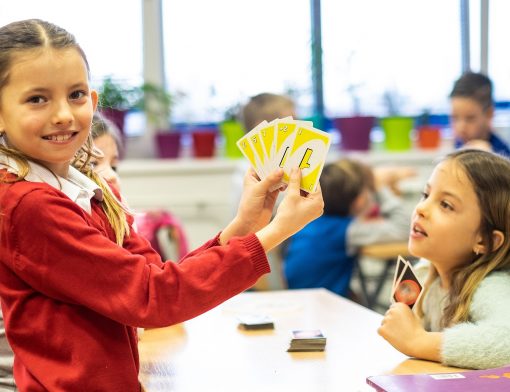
[236,117,332,193]
[237,314,275,331]
[391,256,423,309]
[287,329,327,352]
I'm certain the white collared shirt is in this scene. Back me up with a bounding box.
[0,153,103,215]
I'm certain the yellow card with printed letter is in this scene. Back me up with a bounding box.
[249,131,270,175]
[258,123,276,166]
[283,125,331,192]
[237,117,331,192]
[274,120,298,170]
[236,135,265,179]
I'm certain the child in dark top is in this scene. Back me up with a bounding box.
[0,19,323,391]
[283,158,413,297]
[450,71,510,155]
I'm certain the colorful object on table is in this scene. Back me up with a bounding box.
[367,364,510,391]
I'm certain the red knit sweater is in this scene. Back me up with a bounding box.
[0,175,269,391]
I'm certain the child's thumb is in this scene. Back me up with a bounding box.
[288,168,301,191]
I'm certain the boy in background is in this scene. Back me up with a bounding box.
[450,71,510,155]
[241,93,296,131]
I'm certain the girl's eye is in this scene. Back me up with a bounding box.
[420,191,429,200]
[440,200,454,211]
[70,90,86,100]
[111,165,118,172]
[27,95,46,104]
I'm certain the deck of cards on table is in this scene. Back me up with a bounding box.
[237,314,275,331]
[391,256,423,309]
[287,329,327,352]
[236,117,332,193]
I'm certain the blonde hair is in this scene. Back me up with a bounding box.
[416,149,510,327]
[241,93,296,131]
[0,19,129,245]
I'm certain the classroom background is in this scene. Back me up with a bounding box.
[2,0,509,312]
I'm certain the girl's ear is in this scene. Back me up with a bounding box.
[491,230,505,252]
[475,229,505,255]
[484,105,494,121]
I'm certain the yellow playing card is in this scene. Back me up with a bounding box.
[237,132,266,179]
[282,125,331,192]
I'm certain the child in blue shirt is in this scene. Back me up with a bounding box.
[450,71,510,156]
[283,159,413,298]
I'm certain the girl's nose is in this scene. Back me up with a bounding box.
[414,198,428,218]
[53,101,73,126]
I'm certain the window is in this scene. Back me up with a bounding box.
[488,0,510,100]
[321,0,461,118]
[162,0,311,123]
[0,1,143,88]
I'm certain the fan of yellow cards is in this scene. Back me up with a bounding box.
[236,117,331,192]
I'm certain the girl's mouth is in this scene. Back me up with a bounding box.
[412,223,428,237]
[42,132,78,142]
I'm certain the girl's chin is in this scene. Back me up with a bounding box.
[407,242,424,259]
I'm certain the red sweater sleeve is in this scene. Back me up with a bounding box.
[3,185,270,328]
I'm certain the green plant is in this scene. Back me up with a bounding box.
[97,76,136,110]
[132,82,174,129]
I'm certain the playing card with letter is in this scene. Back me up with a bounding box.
[236,121,269,178]
[282,124,331,193]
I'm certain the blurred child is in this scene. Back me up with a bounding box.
[91,113,189,260]
[449,71,510,155]
[241,92,296,131]
[90,112,122,191]
[283,158,414,298]
[378,149,510,370]
[0,19,324,390]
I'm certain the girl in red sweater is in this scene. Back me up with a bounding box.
[0,19,323,391]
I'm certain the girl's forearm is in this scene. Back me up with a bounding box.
[412,331,443,362]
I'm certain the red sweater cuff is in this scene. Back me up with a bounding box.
[242,233,271,276]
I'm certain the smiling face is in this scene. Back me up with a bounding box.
[409,159,483,276]
[450,96,493,143]
[0,47,98,177]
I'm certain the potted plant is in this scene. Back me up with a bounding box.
[379,89,414,151]
[219,103,244,158]
[132,82,182,158]
[333,79,375,151]
[415,110,441,149]
[96,76,136,136]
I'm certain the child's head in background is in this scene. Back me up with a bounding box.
[449,72,494,144]
[320,159,375,218]
[413,149,510,326]
[241,93,296,131]
[90,112,122,191]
